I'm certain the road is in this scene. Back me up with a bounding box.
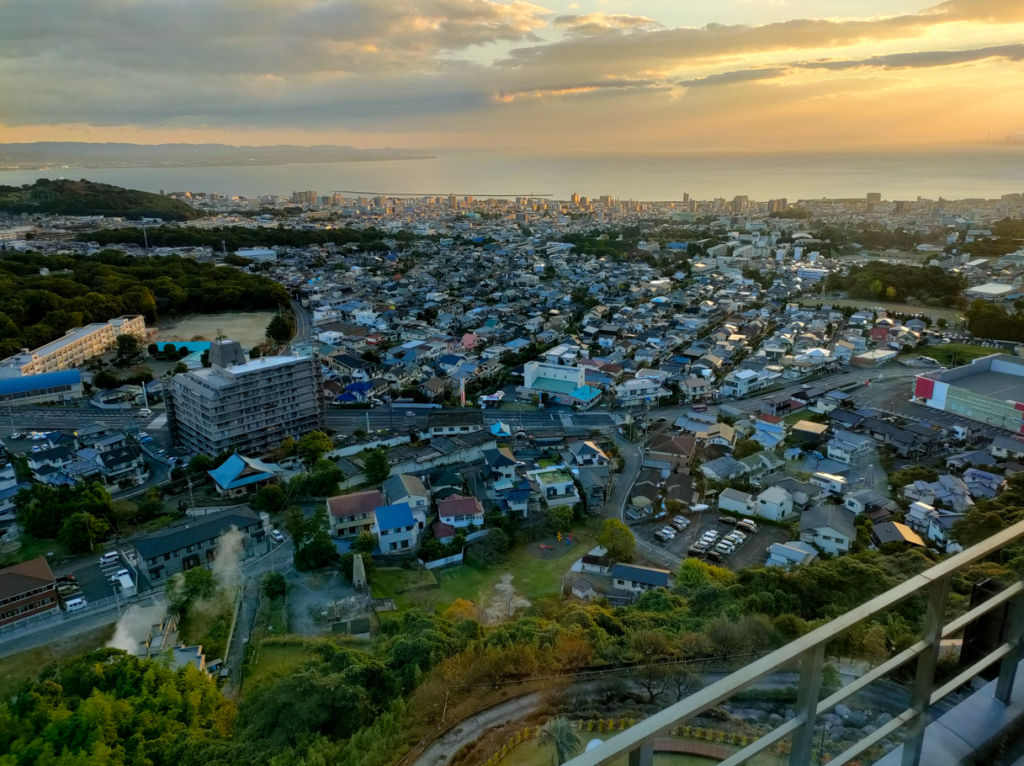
[290,299,312,346]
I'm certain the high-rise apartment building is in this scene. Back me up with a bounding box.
[732,195,749,214]
[167,339,324,456]
[866,192,882,204]
[767,199,788,214]
[291,190,318,206]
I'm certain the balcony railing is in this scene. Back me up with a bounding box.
[565,518,1024,766]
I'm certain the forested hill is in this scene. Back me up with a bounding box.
[0,251,290,358]
[0,178,198,220]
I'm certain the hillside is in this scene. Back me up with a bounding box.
[0,178,198,220]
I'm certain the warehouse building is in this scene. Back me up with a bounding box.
[914,354,1024,433]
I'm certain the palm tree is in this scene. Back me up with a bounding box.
[539,717,583,766]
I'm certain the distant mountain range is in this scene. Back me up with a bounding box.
[0,142,435,170]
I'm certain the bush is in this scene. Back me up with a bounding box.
[263,571,287,598]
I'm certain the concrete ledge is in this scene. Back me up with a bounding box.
[876,665,1024,766]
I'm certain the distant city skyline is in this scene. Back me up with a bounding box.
[2,0,1023,150]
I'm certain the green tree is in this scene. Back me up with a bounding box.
[167,566,217,612]
[937,317,949,329]
[94,369,120,390]
[201,349,210,367]
[115,332,143,361]
[57,512,110,553]
[284,505,307,550]
[549,504,574,532]
[266,313,294,345]
[136,487,164,518]
[732,438,761,460]
[172,361,188,375]
[298,430,334,465]
[295,505,339,571]
[364,448,391,484]
[262,571,287,598]
[253,484,288,514]
[250,346,262,359]
[538,717,582,766]
[351,531,377,555]
[598,518,635,562]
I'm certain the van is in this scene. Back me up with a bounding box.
[738,519,759,533]
[705,550,724,564]
[99,551,120,566]
[691,405,708,413]
[64,597,88,613]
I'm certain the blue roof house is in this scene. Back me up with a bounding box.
[372,503,420,554]
[208,454,277,497]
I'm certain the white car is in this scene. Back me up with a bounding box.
[110,568,130,583]
[701,531,719,544]
[138,408,152,418]
[271,530,285,543]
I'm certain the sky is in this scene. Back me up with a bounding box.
[1,0,1023,151]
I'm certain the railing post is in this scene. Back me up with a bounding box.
[628,742,653,766]
[995,586,1024,704]
[789,643,825,765]
[901,576,950,766]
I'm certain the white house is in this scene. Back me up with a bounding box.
[382,474,430,526]
[756,486,794,521]
[718,488,754,515]
[610,564,671,593]
[373,503,421,553]
[799,505,856,555]
[437,495,485,528]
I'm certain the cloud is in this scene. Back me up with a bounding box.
[678,68,789,88]
[497,78,663,100]
[800,43,1024,70]
[552,12,663,37]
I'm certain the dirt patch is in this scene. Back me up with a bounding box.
[154,313,276,349]
[284,569,372,635]
[482,573,531,624]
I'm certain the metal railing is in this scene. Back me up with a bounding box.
[566,518,1024,766]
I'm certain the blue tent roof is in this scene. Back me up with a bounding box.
[208,454,274,490]
[0,369,80,397]
[374,502,414,530]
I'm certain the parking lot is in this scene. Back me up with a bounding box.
[53,548,137,608]
[641,508,792,570]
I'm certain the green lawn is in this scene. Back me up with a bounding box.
[373,568,438,610]
[244,643,310,689]
[433,524,598,615]
[178,591,235,661]
[0,535,63,568]
[923,343,998,366]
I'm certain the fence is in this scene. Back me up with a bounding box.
[425,551,464,570]
[0,592,154,640]
[565,516,1024,766]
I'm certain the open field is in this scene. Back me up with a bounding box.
[924,343,1000,366]
[0,623,115,699]
[798,299,965,324]
[153,312,276,349]
[244,643,309,689]
[433,524,598,621]
[373,568,438,611]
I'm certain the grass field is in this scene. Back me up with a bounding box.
[244,643,309,689]
[373,568,438,610]
[0,623,115,699]
[0,535,63,568]
[154,312,276,349]
[923,344,998,366]
[178,592,235,661]
[798,299,965,324]
[433,524,598,617]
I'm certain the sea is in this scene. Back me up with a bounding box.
[2,146,1023,202]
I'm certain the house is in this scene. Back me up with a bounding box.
[615,376,671,407]
[827,430,876,465]
[566,440,610,470]
[427,410,484,438]
[799,505,857,555]
[872,521,926,548]
[756,486,794,521]
[382,474,430,521]
[767,541,819,568]
[630,468,662,508]
[810,472,848,497]
[663,472,699,506]
[0,556,58,627]
[374,503,421,553]
[698,422,737,450]
[610,563,671,593]
[579,547,614,574]
[901,474,973,513]
[328,489,383,537]
[483,447,519,483]
[95,445,148,488]
[577,468,607,509]
[989,435,1024,461]
[718,487,754,515]
[647,433,697,470]
[700,455,747,483]
[437,494,484,528]
[134,506,268,589]
[843,488,892,516]
[761,391,793,417]
[532,469,581,508]
[208,453,277,497]
[905,501,964,549]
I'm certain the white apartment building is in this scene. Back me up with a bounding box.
[0,316,145,378]
[167,339,324,455]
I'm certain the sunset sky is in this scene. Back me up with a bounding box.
[2,0,1023,150]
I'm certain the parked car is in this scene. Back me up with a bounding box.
[138,408,152,418]
[271,529,285,543]
[110,568,130,583]
[701,530,719,544]
[670,515,690,532]
[715,541,736,555]
[719,516,739,527]
[10,432,25,440]
[99,551,120,566]
[705,550,724,564]
[737,519,759,534]
[57,583,80,596]
[687,545,707,557]
[64,597,88,613]
[30,445,41,453]
[654,528,674,543]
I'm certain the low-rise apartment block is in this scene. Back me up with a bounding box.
[0,316,145,378]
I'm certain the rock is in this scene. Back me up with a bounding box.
[881,738,893,749]
[834,703,852,719]
[862,725,878,736]
[744,709,768,722]
[822,713,843,728]
[829,726,847,741]
[784,709,796,721]
[768,713,784,725]
[846,711,870,728]
[876,712,894,727]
